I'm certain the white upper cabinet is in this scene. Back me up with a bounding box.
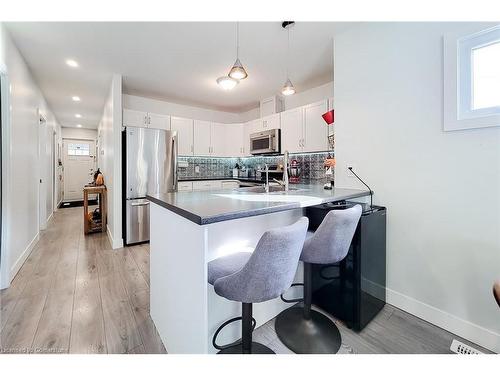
[210,123,226,157]
[148,113,171,130]
[171,117,194,156]
[123,109,170,130]
[123,109,147,128]
[261,113,281,130]
[303,100,328,152]
[281,107,304,153]
[224,123,245,157]
[280,100,329,153]
[193,120,212,156]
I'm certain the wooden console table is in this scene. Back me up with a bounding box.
[83,185,107,235]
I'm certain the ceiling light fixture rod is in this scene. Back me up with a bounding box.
[236,22,239,59]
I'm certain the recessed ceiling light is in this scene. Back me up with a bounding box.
[76,124,82,128]
[216,76,238,90]
[72,96,81,102]
[66,59,79,68]
[75,114,82,118]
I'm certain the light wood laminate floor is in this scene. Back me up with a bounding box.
[0,206,489,354]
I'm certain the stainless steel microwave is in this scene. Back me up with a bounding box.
[250,129,281,155]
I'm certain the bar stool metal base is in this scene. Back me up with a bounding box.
[218,342,275,354]
[275,306,342,354]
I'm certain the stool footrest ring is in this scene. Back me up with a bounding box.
[212,316,257,351]
[280,283,305,303]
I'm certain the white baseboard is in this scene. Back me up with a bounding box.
[387,286,500,353]
[106,225,123,249]
[9,233,40,283]
[46,212,53,225]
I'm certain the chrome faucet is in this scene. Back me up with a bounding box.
[283,150,289,192]
[264,164,269,193]
[271,150,290,192]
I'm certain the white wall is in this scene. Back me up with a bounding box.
[0,24,61,288]
[61,127,97,141]
[334,22,500,353]
[98,75,123,249]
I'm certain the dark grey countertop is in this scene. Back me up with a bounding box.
[147,185,371,225]
[179,176,263,183]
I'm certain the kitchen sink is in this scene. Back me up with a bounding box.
[238,185,305,193]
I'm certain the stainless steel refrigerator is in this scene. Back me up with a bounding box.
[124,127,178,245]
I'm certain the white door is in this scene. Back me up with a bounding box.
[148,113,170,130]
[63,139,96,201]
[303,100,329,152]
[193,120,212,156]
[281,107,304,153]
[123,109,147,128]
[171,117,194,156]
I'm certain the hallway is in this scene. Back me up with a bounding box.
[0,207,166,354]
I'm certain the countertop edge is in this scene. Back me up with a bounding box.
[147,189,371,226]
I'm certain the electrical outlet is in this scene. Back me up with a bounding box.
[450,339,484,354]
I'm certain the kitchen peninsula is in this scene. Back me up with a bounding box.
[147,185,371,353]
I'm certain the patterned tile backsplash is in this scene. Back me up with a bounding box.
[178,152,334,182]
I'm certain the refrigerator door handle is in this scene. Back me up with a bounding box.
[172,134,178,192]
[131,201,150,207]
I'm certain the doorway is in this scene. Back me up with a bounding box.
[62,138,96,202]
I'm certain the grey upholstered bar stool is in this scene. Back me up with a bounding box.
[208,217,309,354]
[275,205,362,354]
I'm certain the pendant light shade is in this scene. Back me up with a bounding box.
[282,21,296,96]
[229,58,248,80]
[228,22,248,80]
[281,78,296,96]
[216,76,239,90]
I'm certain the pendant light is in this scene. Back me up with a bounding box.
[281,21,296,96]
[229,22,248,80]
[216,75,239,90]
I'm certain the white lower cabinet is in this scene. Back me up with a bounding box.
[177,181,193,192]
[221,181,240,190]
[192,180,223,191]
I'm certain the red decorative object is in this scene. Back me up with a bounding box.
[322,109,334,125]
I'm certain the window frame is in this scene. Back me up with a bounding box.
[457,27,500,120]
[444,24,500,132]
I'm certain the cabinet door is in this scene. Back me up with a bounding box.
[210,123,226,157]
[224,123,244,157]
[221,181,239,190]
[123,109,147,128]
[242,122,253,156]
[262,113,281,130]
[171,117,194,156]
[177,181,193,192]
[193,120,212,156]
[303,100,329,152]
[147,113,170,130]
[280,107,304,153]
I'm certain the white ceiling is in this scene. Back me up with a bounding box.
[5,22,356,129]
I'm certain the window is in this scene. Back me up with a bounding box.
[472,41,500,110]
[457,26,500,120]
[67,143,90,156]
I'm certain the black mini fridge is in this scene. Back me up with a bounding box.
[306,202,387,331]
